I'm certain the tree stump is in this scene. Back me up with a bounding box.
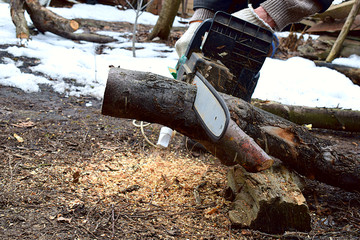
[227,163,310,233]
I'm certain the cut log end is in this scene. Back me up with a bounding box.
[255,158,274,171]
[70,20,79,31]
[16,32,29,39]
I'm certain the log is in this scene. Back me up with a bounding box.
[101,68,360,192]
[10,0,30,39]
[227,163,310,233]
[252,100,360,132]
[314,61,360,86]
[10,0,117,43]
[298,35,360,61]
[102,68,274,172]
[25,0,80,34]
[225,94,360,192]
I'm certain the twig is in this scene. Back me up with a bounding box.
[147,184,158,210]
[111,204,115,239]
[193,182,207,205]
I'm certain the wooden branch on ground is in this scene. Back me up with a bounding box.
[252,100,360,132]
[314,61,360,86]
[9,0,117,43]
[25,0,116,43]
[101,68,360,192]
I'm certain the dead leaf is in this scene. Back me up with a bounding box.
[205,206,220,215]
[13,133,24,143]
[73,171,81,183]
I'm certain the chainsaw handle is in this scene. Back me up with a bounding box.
[184,19,213,59]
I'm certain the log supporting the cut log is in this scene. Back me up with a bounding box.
[101,68,360,192]
[227,163,310,233]
[252,100,360,132]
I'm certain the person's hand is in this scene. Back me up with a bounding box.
[232,5,275,32]
[175,21,202,58]
[233,5,278,57]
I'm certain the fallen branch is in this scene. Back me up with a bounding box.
[314,61,360,86]
[252,100,360,132]
[25,0,116,43]
[10,0,117,43]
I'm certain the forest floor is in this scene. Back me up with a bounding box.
[0,21,360,239]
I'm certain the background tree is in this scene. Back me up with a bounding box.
[126,0,154,57]
[147,0,181,40]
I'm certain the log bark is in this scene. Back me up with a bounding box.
[252,100,360,132]
[148,0,181,40]
[227,163,310,233]
[225,94,360,192]
[101,68,360,192]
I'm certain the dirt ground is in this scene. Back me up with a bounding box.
[1,24,360,239]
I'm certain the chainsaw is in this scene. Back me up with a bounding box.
[174,11,274,142]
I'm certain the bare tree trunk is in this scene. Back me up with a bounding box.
[146,0,162,15]
[101,68,360,192]
[147,0,181,40]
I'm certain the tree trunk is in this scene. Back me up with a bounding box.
[101,68,360,192]
[147,0,181,40]
[146,0,162,15]
[252,100,360,132]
